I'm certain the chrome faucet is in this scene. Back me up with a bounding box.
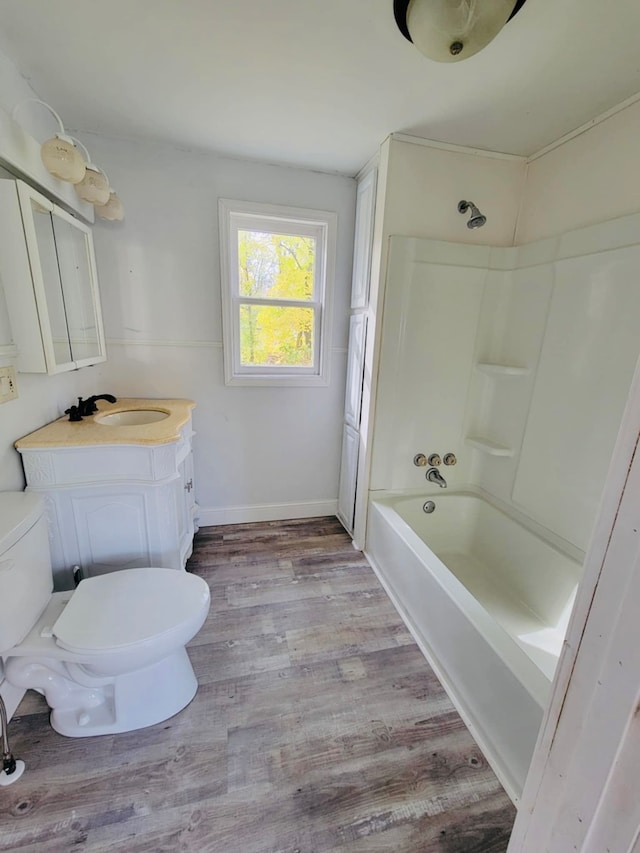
[426,467,447,488]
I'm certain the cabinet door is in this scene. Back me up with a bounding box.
[344,313,367,429]
[351,168,377,309]
[337,424,359,534]
[21,191,75,371]
[0,179,106,374]
[71,492,152,576]
[52,215,105,367]
[184,449,197,522]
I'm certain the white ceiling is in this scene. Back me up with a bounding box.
[0,0,639,175]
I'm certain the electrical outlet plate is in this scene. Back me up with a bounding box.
[0,365,18,402]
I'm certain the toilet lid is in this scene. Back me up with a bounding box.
[52,568,210,653]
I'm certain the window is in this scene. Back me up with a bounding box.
[219,199,336,386]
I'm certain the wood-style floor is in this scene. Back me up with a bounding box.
[1,517,515,852]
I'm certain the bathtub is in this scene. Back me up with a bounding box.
[366,491,583,803]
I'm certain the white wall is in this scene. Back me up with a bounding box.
[0,45,356,523]
[0,48,46,127]
[80,133,355,524]
[384,137,526,247]
[517,99,640,243]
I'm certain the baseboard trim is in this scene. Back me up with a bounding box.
[198,500,338,527]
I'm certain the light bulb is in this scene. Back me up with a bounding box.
[95,191,125,222]
[75,166,110,205]
[41,135,86,183]
[405,0,518,62]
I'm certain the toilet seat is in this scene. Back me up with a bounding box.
[52,567,210,654]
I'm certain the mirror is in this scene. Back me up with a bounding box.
[52,215,102,364]
[29,198,73,368]
[0,179,106,374]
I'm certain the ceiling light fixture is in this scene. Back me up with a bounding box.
[12,98,87,183]
[393,0,527,62]
[70,138,111,206]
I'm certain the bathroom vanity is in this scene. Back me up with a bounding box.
[15,399,198,588]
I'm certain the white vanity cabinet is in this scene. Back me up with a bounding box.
[0,179,106,373]
[17,419,198,589]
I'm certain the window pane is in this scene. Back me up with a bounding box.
[239,304,314,367]
[238,231,315,301]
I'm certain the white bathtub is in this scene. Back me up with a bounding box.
[366,491,583,802]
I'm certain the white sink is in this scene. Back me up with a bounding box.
[96,410,170,426]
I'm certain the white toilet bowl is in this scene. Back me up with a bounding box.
[0,492,210,737]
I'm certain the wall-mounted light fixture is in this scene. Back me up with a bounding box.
[70,138,111,206]
[11,98,124,220]
[94,190,125,222]
[393,0,527,62]
[12,99,86,183]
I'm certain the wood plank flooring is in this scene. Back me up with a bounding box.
[0,517,515,852]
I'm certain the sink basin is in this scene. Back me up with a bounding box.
[96,410,170,426]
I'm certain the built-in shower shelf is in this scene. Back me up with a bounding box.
[465,436,515,457]
[475,362,529,376]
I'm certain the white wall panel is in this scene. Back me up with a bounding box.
[513,245,640,549]
[370,237,485,493]
[518,100,640,244]
[385,138,525,248]
[466,264,554,506]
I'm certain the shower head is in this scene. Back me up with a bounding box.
[458,200,487,229]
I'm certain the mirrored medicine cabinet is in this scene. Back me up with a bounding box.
[0,178,106,373]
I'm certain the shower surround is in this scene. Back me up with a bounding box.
[365,213,640,799]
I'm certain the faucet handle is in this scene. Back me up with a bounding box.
[65,405,83,422]
[77,397,95,417]
[413,454,428,467]
[428,454,442,466]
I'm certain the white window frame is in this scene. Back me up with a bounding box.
[219,199,336,387]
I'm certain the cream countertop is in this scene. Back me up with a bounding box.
[15,398,196,449]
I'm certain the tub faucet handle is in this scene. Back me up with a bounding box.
[428,454,442,466]
[426,467,447,488]
[413,454,428,467]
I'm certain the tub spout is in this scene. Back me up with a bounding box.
[426,467,447,488]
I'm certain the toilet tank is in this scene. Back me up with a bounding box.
[0,492,53,652]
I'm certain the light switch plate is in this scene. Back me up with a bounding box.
[0,365,18,402]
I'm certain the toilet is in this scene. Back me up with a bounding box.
[0,492,210,737]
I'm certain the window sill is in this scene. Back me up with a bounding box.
[225,372,330,388]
